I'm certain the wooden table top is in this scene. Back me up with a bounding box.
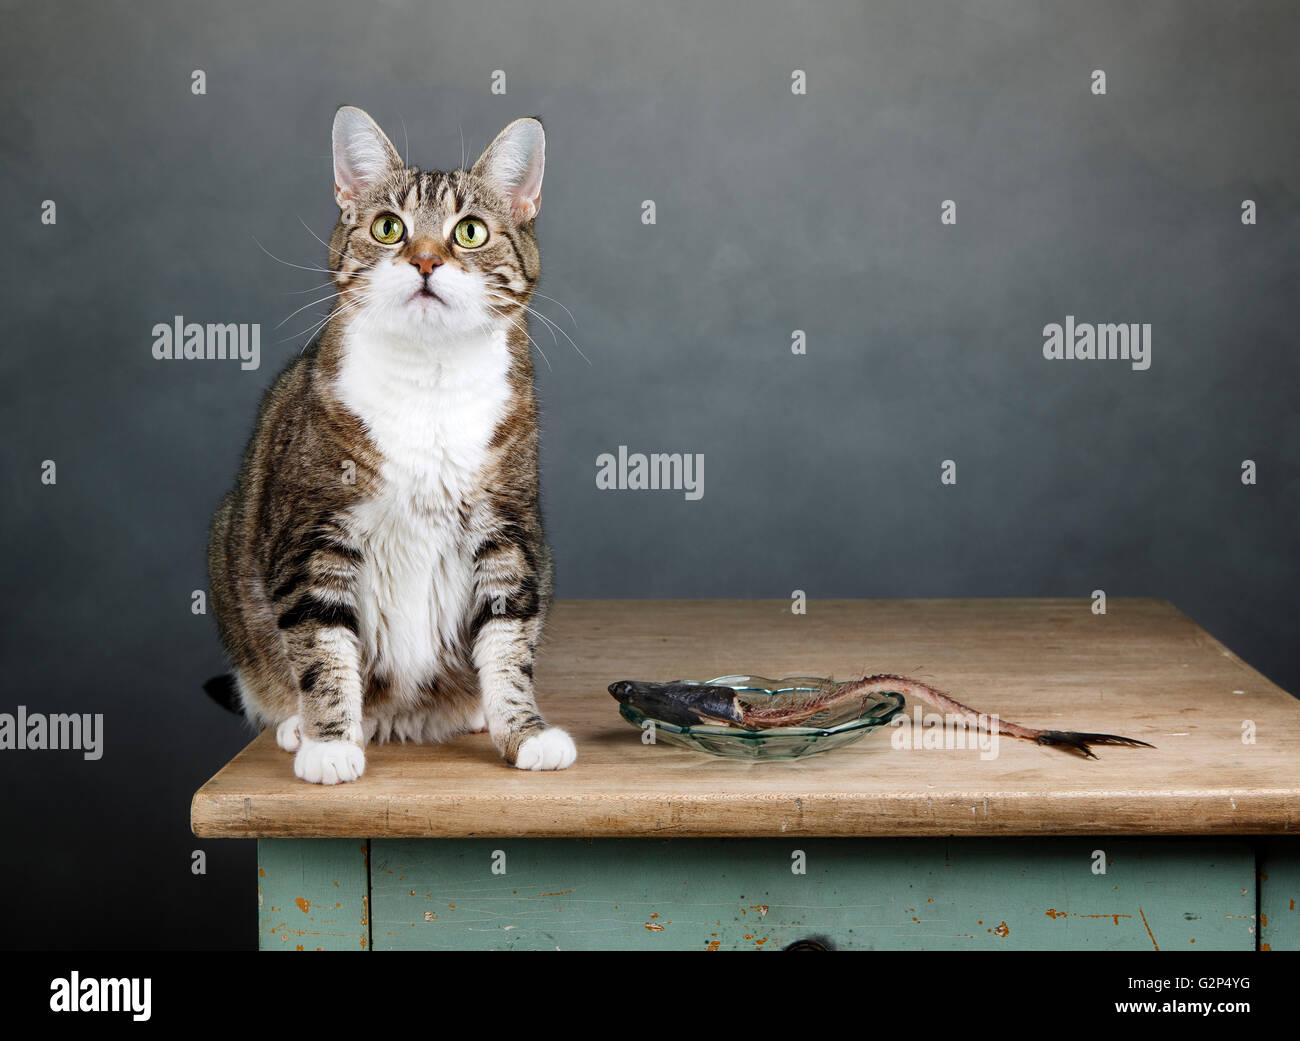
[191,598,1300,838]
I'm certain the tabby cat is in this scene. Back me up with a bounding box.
[207,106,576,784]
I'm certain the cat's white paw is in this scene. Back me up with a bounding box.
[294,737,365,785]
[275,715,302,752]
[514,727,577,771]
[466,709,488,734]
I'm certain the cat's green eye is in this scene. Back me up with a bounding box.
[370,214,405,245]
[453,217,489,249]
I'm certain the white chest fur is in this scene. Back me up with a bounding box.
[334,326,512,700]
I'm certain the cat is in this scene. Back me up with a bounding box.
[206,105,576,784]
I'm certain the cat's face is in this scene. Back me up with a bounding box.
[328,106,543,339]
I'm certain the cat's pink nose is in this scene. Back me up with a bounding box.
[410,253,442,276]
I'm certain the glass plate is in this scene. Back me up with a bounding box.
[617,675,905,760]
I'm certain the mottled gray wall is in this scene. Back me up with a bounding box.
[1,0,1296,948]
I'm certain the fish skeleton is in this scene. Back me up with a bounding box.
[609,673,1154,759]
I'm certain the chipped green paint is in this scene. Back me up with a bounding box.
[1259,838,1300,952]
[364,837,1255,951]
[258,838,370,951]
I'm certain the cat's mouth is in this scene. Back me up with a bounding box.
[411,284,445,306]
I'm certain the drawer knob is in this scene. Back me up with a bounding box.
[783,938,831,951]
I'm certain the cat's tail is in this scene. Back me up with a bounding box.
[203,673,243,715]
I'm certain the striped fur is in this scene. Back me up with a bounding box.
[208,107,575,783]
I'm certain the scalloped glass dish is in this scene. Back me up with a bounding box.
[617,675,906,760]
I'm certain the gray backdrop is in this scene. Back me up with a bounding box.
[1,0,1296,949]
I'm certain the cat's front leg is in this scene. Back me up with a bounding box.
[470,592,576,770]
[282,622,366,783]
[274,537,368,785]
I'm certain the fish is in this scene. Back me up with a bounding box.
[609,673,1154,758]
[607,680,744,728]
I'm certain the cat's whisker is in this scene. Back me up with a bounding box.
[315,295,369,335]
[276,291,343,330]
[252,235,336,276]
[483,295,553,356]
[503,296,560,348]
[287,307,356,353]
[522,304,590,365]
[297,216,350,264]
[484,299,551,371]
[281,281,339,296]
[491,309,551,372]
[526,289,579,328]
[282,294,369,349]
[486,290,589,366]
[277,312,334,348]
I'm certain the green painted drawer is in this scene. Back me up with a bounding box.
[359,837,1255,951]
[259,839,371,951]
[1260,838,1300,952]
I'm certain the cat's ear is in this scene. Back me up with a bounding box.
[332,106,403,211]
[471,118,545,223]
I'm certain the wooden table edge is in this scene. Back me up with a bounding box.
[191,788,1300,839]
